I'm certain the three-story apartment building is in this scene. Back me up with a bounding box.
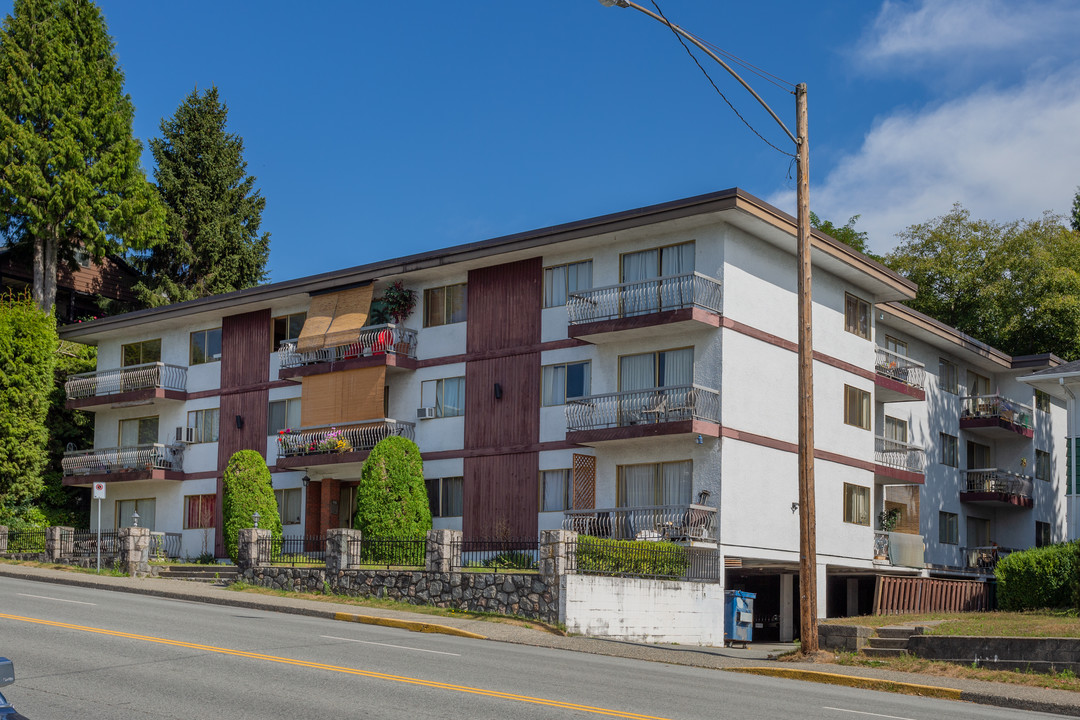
[58,189,1068,640]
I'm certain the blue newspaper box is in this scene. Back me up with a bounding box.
[724,590,755,647]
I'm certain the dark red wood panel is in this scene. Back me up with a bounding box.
[221,309,272,388]
[216,390,270,468]
[465,353,540,450]
[463,452,539,539]
[466,258,542,353]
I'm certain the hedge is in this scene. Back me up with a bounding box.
[221,450,282,562]
[996,541,1080,610]
[575,535,690,578]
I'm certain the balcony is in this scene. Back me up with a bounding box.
[874,348,925,402]
[275,418,416,470]
[61,444,184,485]
[961,469,1034,508]
[566,272,722,343]
[959,394,1034,439]
[64,362,187,410]
[873,531,925,569]
[277,324,418,379]
[562,503,718,548]
[565,384,721,445]
[874,436,925,484]
[965,545,1016,572]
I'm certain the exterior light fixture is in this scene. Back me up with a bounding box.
[302,475,311,487]
[131,510,140,528]
[252,511,260,529]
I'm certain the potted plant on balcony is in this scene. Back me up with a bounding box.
[372,281,416,325]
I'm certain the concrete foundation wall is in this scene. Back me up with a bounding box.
[909,636,1080,673]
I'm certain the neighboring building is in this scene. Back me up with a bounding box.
[56,188,1068,639]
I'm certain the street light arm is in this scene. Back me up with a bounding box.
[601,0,798,147]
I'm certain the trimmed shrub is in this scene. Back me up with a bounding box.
[354,436,431,546]
[221,450,282,562]
[575,536,690,578]
[996,541,1080,610]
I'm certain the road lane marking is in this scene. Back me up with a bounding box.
[0,613,667,719]
[822,708,918,720]
[320,635,462,656]
[17,593,96,606]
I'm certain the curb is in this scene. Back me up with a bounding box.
[333,612,487,639]
[724,667,962,700]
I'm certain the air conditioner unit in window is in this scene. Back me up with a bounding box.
[416,407,437,420]
[175,426,197,444]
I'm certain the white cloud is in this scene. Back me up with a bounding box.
[774,67,1080,254]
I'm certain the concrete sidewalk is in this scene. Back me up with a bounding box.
[1,562,1078,717]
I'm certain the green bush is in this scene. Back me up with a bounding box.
[354,436,431,541]
[996,541,1080,610]
[221,450,282,562]
[575,536,690,578]
[466,549,538,571]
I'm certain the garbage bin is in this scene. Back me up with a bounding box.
[725,590,756,647]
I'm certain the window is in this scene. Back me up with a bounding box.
[423,283,467,327]
[184,494,216,529]
[544,260,592,307]
[1036,449,1051,482]
[275,488,302,525]
[616,461,691,507]
[842,483,870,525]
[967,371,990,397]
[620,241,695,283]
[425,477,463,517]
[884,416,908,443]
[119,416,158,447]
[938,358,958,394]
[116,498,156,531]
[268,398,302,434]
[885,336,907,356]
[1035,389,1051,414]
[186,408,219,443]
[844,293,870,339]
[619,348,693,391]
[938,511,958,545]
[420,377,465,418]
[967,516,991,547]
[1036,521,1052,548]
[843,385,871,430]
[73,248,92,268]
[190,328,222,365]
[540,469,574,512]
[542,361,591,405]
[966,441,991,470]
[940,433,959,467]
[272,312,307,351]
[121,338,161,367]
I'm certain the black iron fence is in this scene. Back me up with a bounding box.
[348,536,427,568]
[260,535,327,566]
[451,538,540,571]
[567,536,722,582]
[66,530,121,558]
[4,528,47,554]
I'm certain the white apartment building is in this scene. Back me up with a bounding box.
[58,189,1068,640]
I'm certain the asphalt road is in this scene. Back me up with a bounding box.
[0,577,1063,720]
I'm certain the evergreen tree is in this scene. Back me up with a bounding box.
[136,87,269,306]
[354,436,431,539]
[0,0,164,312]
[1072,186,1080,233]
[221,449,281,563]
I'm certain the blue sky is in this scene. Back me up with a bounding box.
[5,0,1079,281]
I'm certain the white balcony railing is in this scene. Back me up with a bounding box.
[963,468,1034,499]
[874,348,925,390]
[565,384,720,432]
[278,324,418,370]
[563,504,717,542]
[875,531,925,568]
[566,272,721,325]
[65,362,187,400]
[874,436,926,473]
[277,418,416,458]
[61,444,183,476]
[960,394,1034,430]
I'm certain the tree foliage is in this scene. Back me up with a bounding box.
[221,449,281,562]
[885,204,1080,359]
[0,292,57,506]
[354,436,431,538]
[39,341,95,526]
[0,0,164,312]
[1072,186,1080,233]
[810,212,874,257]
[996,541,1080,610]
[135,86,269,306]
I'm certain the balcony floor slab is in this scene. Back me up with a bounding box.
[568,307,719,344]
[67,387,187,411]
[959,491,1034,509]
[62,469,184,487]
[567,419,720,447]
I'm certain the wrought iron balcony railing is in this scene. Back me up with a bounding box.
[963,468,1033,498]
[563,504,717,542]
[277,419,415,458]
[960,394,1034,430]
[565,384,720,432]
[278,324,418,369]
[874,436,926,473]
[874,348,925,390]
[61,444,183,476]
[566,272,721,325]
[65,362,187,400]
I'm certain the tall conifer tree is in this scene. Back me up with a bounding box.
[137,87,269,305]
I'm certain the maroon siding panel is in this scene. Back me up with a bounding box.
[221,309,272,388]
[466,258,542,354]
[463,453,539,539]
[464,353,540,450]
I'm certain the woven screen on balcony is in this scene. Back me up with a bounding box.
[296,285,373,353]
[301,366,386,427]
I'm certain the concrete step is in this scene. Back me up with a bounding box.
[867,637,910,650]
[876,626,919,639]
[863,647,909,659]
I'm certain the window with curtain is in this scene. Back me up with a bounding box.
[842,483,869,525]
[620,242,695,315]
[619,348,693,391]
[967,371,990,397]
[116,498,156,531]
[1035,390,1051,413]
[1036,449,1050,481]
[184,494,216,529]
[268,398,302,434]
[274,488,302,525]
[616,461,692,507]
[543,260,592,307]
[541,361,591,405]
[940,433,958,467]
[540,469,573,512]
[938,358,959,394]
[423,284,467,327]
[186,408,219,443]
[421,377,465,418]
[884,416,908,443]
[425,477,463,517]
[119,416,158,447]
[843,385,870,430]
[885,336,907,356]
[844,293,870,339]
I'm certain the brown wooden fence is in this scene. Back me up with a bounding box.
[873,575,994,615]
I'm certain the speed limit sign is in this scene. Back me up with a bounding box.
[93,482,106,499]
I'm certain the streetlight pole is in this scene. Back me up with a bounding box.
[598,0,818,652]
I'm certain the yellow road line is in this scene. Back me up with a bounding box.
[0,613,668,719]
